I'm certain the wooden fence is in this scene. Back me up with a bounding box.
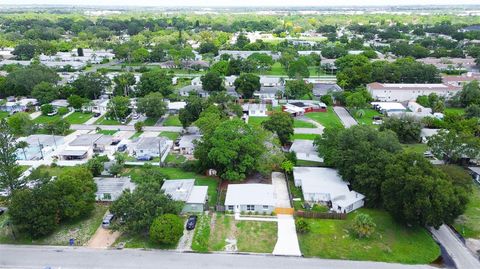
[295,210,347,220]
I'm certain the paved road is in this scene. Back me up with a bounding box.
[71,124,185,132]
[430,225,480,269]
[0,245,436,269]
[333,107,357,128]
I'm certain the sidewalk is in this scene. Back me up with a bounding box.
[272,215,302,256]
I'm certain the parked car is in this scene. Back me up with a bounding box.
[0,207,6,216]
[117,144,127,152]
[102,214,115,229]
[186,215,198,230]
[132,114,140,120]
[111,138,121,145]
[136,155,152,161]
[93,112,101,117]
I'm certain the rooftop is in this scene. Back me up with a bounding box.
[224,184,275,206]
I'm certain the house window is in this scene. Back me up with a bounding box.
[246,205,255,211]
[263,205,269,210]
[228,205,234,211]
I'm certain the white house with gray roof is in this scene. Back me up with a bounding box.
[94,177,136,202]
[224,184,275,214]
[293,167,364,213]
[161,179,208,213]
[133,137,169,158]
[290,140,323,163]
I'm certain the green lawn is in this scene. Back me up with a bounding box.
[0,204,108,246]
[0,111,9,119]
[33,114,62,124]
[292,133,320,140]
[143,117,158,126]
[126,167,218,207]
[97,130,118,136]
[354,109,381,126]
[444,107,465,115]
[64,112,93,124]
[94,115,122,125]
[129,132,143,139]
[159,131,180,140]
[402,143,429,154]
[247,116,268,128]
[296,159,323,167]
[454,184,480,239]
[163,115,182,126]
[165,153,186,165]
[298,208,440,264]
[115,232,178,249]
[294,120,316,128]
[201,214,277,253]
[305,107,343,129]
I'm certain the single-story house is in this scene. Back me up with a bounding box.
[15,134,64,160]
[367,82,461,102]
[50,99,69,109]
[282,101,327,116]
[178,85,239,98]
[69,134,113,153]
[0,98,38,113]
[290,140,323,163]
[83,99,109,114]
[133,136,169,158]
[178,134,201,155]
[293,167,365,213]
[167,101,186,114]
[224,184,275,214]
[161,179,208,213]
[371,102,407,115]
[312,83,342,97]
[58,147,89,160]
[94,177,136,201]
[242,103,268,117]
[253,86,284,100]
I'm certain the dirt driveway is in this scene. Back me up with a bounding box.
[87,226,121,249]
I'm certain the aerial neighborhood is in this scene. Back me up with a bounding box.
[1,4,480,269]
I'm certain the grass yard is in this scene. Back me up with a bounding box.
[191,214,211,252]
[247,116,268,128]
[165,153,186,165]
[97,129,118,136]
[402,143,429,154]
[0,111,9,119]
[94,115,122,125]
[64,112,93,124]
[143,117,158,126]
[163,115,182,126]
[125,167,218,207]
[292,133,320,140]
[296,159,323,167]
[297,208,440,264]
[444,107,465,115]
[294,120,316,128]
[454,184,480,239]
[201,214,277,253]
[129,132,143,139]
[354,109,381,126]
[0,204,108,246]
[305,107,343,129]
[159,131,180,140]
[33,114,62,124]
[116,233,178,249]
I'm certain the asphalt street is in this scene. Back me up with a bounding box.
[0,245,437,269]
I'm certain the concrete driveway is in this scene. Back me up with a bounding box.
[272,172,291,208]
[273,215,302,257]
[333,107,357,128]
[176,218,195,251]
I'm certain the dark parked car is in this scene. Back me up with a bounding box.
[94,112,101,117]
[0,208,5,216]
[117,144,127,152]
[186,215,198,230]
[136,155,152,161]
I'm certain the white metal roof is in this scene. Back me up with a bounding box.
[187,186,208,204]
[224,184,275,206]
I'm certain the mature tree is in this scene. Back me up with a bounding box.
[380,116,422,143]
[110,181,183,233]
[7,112,35,136]
[107,96,131,122]
[351,213,376,238]
[43,119,71,135]
[345,91,367,109]
[247,53,273,71]
[71,72,111,100]
[235,33,250,49]
[195,118,265,181]
[131,48,149,63]
[113,73,136,96]
[320,94,334,106]
[31,82,58,104]
[287,59,310,79]
[0,120,24,198]
[137,69,173,97]
[284,80,313,99]
[201,71,225,92]
[149,45,167,62]
[455,81,480,107]
[41,104,54,116]
[12,43,36,60]
[179,95,206,128]
[198,42,219,56]
[262,111,294,145]
[149,214,184,245]
[226,58,243,76]
[67,94,89,110]
[210,60,228,76]
[194,105,225,138]
[136,92,167,118]
[314,125,402,206]
[465,104,480,119]
[86,155,109,177]
[427,129,480,164]
[3,65,59,97]
[382,152,469,228]
[234,73,260,99]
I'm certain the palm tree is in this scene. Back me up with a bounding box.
[16,141,29,160]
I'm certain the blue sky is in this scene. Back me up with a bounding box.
[2,0,480,7]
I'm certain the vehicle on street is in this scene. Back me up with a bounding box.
[186,215,198,230]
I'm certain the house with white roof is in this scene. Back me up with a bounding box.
[371,102,407,115]
[290,140,323,163]
[293,167,365,213]
[0,98,38,113]
[367,82,461,102]
[161,179,208,213]
[133,137,170,159]
[224,183,275,214]
[178,134,201,155]
[94,177,136,202]
[242,103,267,117]
[167,101,186,114]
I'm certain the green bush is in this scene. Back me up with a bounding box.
[351,213,376,238]
[296,218,310,234]
[57,107,69,115]
[149,214,184,245]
